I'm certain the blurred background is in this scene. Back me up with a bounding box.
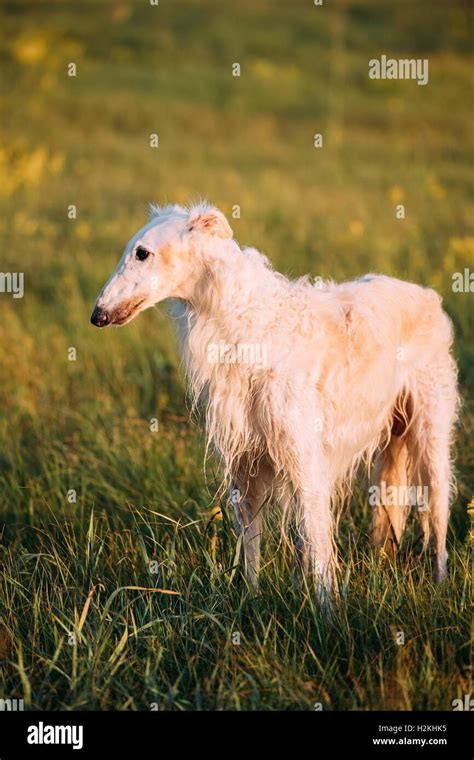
[0,0,472,710]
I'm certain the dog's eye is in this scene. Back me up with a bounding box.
[136,246,151,261]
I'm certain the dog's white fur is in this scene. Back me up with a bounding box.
[92,202,459,600]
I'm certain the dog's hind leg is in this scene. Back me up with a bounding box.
[372,433,410,557]
[406,362,458,582]
[230,456,274,589]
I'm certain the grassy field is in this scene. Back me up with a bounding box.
[0,0,472,710]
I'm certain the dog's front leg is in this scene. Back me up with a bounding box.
[230,458,273,589]
[292,464,336,606]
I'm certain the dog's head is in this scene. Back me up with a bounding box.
[91,202,233,327]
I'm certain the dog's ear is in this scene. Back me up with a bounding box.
[187,205,233,239]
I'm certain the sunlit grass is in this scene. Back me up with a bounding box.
[0,499,470,710]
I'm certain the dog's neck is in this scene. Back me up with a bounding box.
[189,239,283,326]
[168,239,283,392]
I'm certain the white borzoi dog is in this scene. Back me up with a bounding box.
[91,202,458,601]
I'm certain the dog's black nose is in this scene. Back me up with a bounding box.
[91,305,110,327]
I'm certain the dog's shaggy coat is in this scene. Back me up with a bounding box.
[92,203,459,600]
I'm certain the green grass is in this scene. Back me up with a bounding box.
[0,505,471,710]
[0,0,472,710]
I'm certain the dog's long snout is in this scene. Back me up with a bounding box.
[91,305,110,327]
